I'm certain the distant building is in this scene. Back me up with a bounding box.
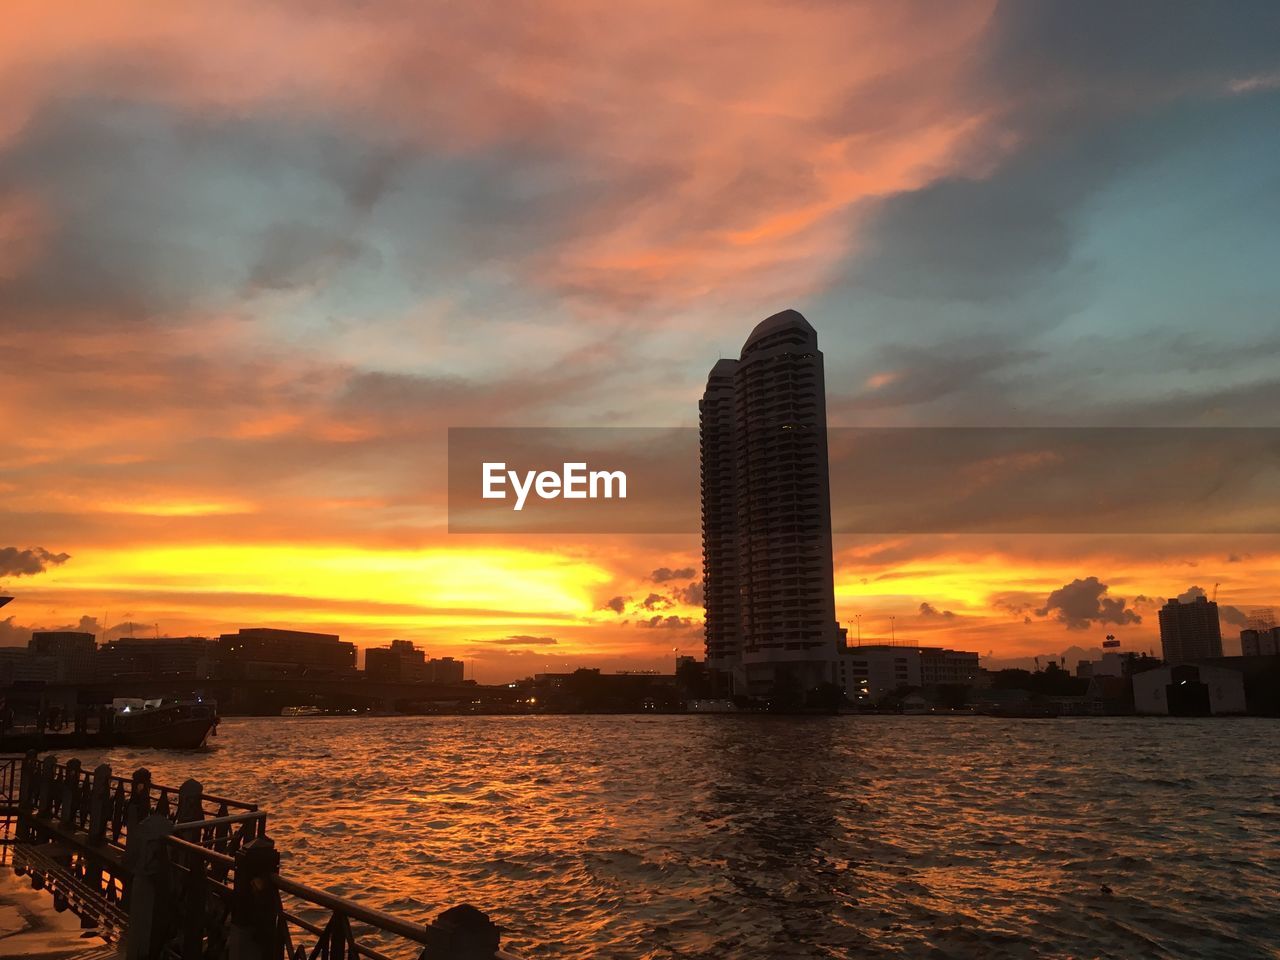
[365,639,427,681]
[1157,596,1223,663]
[427,656,465,684]
[0,648,58,684]
[28,631,96,682]
[1077,651,1124,679]
[1085,675,1132,715]
[919,647,980,686]
[98,637,215,680]
[217,628,356,678]
[838,645,919,701]
[1133,663,1246,716]
[1240,626,1280,657]
[835,644,980,702]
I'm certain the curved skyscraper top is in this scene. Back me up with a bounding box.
[700,310,843,697]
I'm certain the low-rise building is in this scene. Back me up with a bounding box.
[919,647,980,685]
[365,640,427,681]
[837,645,920,701]
[28,631,96,682]
[97,637,216,680]
[1133,663,1247,716]
[427,656,465,684]
[837,643,981,702]
[0,648,59,684]
[217,628,357,678]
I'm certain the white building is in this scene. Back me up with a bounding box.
[1132,663,1246,716]
[836,644,979,702]
[837,645,920,701]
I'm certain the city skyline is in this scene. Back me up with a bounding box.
[4,2,1280,681]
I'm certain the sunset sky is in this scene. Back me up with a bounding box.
[3,1,1280,680]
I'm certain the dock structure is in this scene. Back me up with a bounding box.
[0,754,517,959]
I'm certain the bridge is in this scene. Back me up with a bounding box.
[0,752,519,959]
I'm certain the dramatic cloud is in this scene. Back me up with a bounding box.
[1035,577,1142,631]
[479,635,559,646]
[0,546,70,577]
[649,567,695,583]
[675,582,704,607]
[637,615,697,631]
[3,2,1280,678]
[918,602,955,620]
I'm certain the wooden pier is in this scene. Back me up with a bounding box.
[0,754,518,959]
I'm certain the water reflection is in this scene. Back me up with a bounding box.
[69,716,1280,960]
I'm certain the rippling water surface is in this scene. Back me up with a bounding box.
[75,716,1279,959]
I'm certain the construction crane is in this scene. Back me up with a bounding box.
[1213,582,1220,602]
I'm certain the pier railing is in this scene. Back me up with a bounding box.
[6,753,517,959]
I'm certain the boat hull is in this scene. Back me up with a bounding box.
[115,716,217,749]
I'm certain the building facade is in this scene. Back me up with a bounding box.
[365,639,428,681]
[919,647,981,686]
[427,656,465,684]
[837,645,920,701]
[217,628,357,678]
[699,310,844,697]
[1240,626,1280,657]
[1133,663,1246,716]
[836,644,981,702]
[1157,596,1223,663]
[28,631,96,682]
[98,636,215,680]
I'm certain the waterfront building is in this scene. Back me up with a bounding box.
[699,310,844,697]
[1133,663,1246,716]
[217,627,357,678]
[28,630,96,682]
[918,646,981,685]
[1157,596,1223,663]
[0,648,58,683]
[838,644,920,701]
[427,656,465,684]
[1240,626,1280,657]
[97,636,216,680]
[834,643,981,702]
[365,639,428,681]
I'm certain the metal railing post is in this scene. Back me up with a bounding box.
[421,905,503,960]
[36,755,57,818]
[124,815,176,960]
[229,835,283,960]
[88,763,112,845]
[176,778,208,959]
[59,758,81,830]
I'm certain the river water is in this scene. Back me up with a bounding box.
[73,716,1279,959]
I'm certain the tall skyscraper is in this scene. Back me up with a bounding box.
[1158,595,1224,663]
[700,309,844,697]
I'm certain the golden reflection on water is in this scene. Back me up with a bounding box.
[73,716,1280,959]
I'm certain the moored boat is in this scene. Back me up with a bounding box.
[112,697,219,749]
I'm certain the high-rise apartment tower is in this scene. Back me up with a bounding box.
[699,309,844,696]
